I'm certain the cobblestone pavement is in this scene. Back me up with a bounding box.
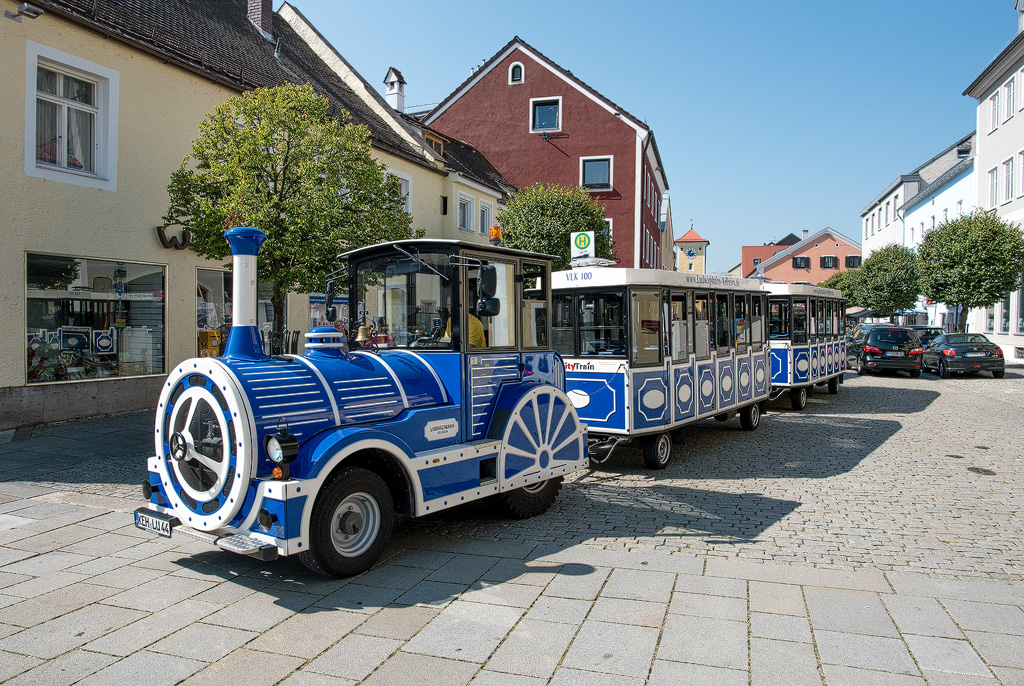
[0,366,1021,685]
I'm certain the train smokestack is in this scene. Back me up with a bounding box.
[223,226,268,360]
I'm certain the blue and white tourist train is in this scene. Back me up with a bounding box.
[763,282,847,410]
[134,228,588,577]
[551,267,770,469]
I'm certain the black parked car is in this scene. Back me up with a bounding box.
[907,325,944,347]
[847,326,923,377]
[921,333,1006,378]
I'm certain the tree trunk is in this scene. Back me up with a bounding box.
[271,281,286,355]
[955,304,969,333]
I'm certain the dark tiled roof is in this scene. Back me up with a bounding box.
[401,115,512,197]
[35,0,428,165]
[902,157,974,213]
[776,233,801,246]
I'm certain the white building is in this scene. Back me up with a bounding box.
[963,1,1024,358]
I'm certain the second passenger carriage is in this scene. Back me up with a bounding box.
[551,267,770,469]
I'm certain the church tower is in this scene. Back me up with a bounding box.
[674,226,709,273]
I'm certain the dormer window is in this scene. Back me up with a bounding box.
[423,133,444,156]
[509,62,524,85]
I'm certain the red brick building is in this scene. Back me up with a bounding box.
[424,37,671,269]
[754,228,861,284]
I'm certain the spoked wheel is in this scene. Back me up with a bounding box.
[790,386,807,411]
[642,432,673,470]
[300,467,394,578]
[740,402,761,430]
[827,376,840,394]
[495,477,563,518]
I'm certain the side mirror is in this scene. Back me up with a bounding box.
[325,280,336,322]
[478,265,497,300]
[477,298,501,318]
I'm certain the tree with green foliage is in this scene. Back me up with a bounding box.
[818,268,863,307]
[497,183,615,271]
[163,83,412,351]
[917,209,1024,332]
[858,244,920,320]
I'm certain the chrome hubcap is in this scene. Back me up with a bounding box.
[330,492,380,557]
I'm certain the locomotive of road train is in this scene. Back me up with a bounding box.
[134,227,588,577]
[551,267,771,469]
[764,282,847,410]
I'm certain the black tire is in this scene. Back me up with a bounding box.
[740,403,761,430]
[642,432,673,470]
[939,359,950,379]
[495,477,563,518]
[790,386,807,411]
[300,467,394,578]
[993,369,1006,379]
[714,412,730,422]
[857,355,868,376]
[827,376,840,394]
[909,369,921,378]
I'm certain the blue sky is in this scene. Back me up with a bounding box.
[284,1,1016,272]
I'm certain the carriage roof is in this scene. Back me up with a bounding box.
[341,239,558,263]
[761,282,844,299]
[551,267,765,292]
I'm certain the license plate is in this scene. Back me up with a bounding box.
[885,351,904,357]
[965,352,985,357]
[135,509,174,538]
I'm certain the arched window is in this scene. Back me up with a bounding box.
[509,62,524,84]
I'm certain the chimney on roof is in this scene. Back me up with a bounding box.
[247,0,273,37]
[802,230,808,239]
[384,67,406,112]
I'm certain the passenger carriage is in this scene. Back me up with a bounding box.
[763,282,846,410]
[134,228,588,577]
[551,267,770,469]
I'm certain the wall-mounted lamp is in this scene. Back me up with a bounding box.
[541,131,549,142]
[5,3,44,20]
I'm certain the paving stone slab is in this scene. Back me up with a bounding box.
[656,613,747,670]
[886,573,1024,605]
[149,621,257,661]
[203,588,316,632]
[942,599,1024,635]
[355,604,439,640]
[542,564,610,601]
[403,600,524,662]
[84,599,223,657]
[382,548,456,571]
[0,650,43,682]
[674,573,746,598]
[560,619,659,678]
[356,562,433,590]
[393,580,468,608]
[991,667,1024,685]
[0,582,117,627]
[279,672,358,686]
[964,630,1024,669]
[0,550,91,576]
[588,596,667,627]
[426,554,499,585]
[805,587,900,637]
[903,634,990,676]
[648,660,748,686]
[0,602,146,658]
[485,618,577,678]
[305,633,403,680]
[247,608,365,658]
[461,580,543,608]
[523,595,591,625]
[821,664,926,686]
[361,651,478,686]
[480,558,561,586]
[751,611,814,643]
[708,558,890,592]
[315,583,404,614]
[470,670,546,686]
[537,545,703,575]
[599,568,676,603]
[82,564,166,589]
[75,650,206,686]
[548,667,643,685]
[5,524,101,554]
[1,570,90,598]
[815,630,919,675]
[749,580,807,616]
[668,590,746,621]
[179,648,305,686]
[750,636,823,686]
[102,575,217,613]
[881,594,963,639]
[1,648,118,686]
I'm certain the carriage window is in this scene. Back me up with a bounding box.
[552,292,574,356]
[734,294,749,349]
[579,290,625,356]
[816,299,826,341]
[632,290,661,366]
[825,300,834,337]
[694,292,711,359]
[751,295,764,348]
[769,299,790,339]
[670,292,689,361]
[521,262,548,349]
[467,260,515,348]
[839,302,846,336]
[715,293,731,352]
[792,299,808,344]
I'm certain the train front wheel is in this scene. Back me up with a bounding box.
[642,432,672,470]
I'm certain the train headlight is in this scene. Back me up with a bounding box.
[264,427,298,465]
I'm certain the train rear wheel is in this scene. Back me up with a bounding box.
[827,376,840,394]
[790,387,807,411]
[495,477,563,518]
[740,403,761,430]
[642,432,672,470]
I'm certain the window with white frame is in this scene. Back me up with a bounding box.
[479,200,493,236]
[990,92,1001,132]
[910,225,915,243]
[508,62,524,85]
[388,169,412,214]
[885,201,889,225]
[931,215,936,231]
[580,156,612,190]
[457,193,473,232]
[1006,78,1016,120]
[943,208,948,222]
[529,97,560,132]
[820,255,838,269]
[957,200,963,215]
[1004,158,1014,203]
[1020,152,1024,197]
[894,194,899,218]
[989,167,999,208]
[26,42,119,191]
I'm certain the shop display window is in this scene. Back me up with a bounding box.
[26,254,165,383]
[197,269,231,358]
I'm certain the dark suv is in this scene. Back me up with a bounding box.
[847,326,923,377]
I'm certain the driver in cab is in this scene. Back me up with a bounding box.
[444,312,485,348]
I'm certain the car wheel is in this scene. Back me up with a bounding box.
[790,386,807,411]
[993,369,1006,379]
[857,355,868,376]
[938,359,950,379]
[827,376,840,394]
[300,467,394,578]
[910,369,921,378]
[642,432,672,470]
[740,402,761,430]
[494,477,563,518]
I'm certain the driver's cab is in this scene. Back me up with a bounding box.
[334,240,559,441]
